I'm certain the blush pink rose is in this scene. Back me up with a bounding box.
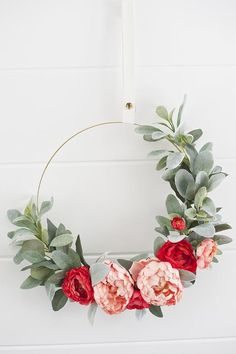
[93,260,134,315]
[132,258,183,306]
[196,239,217,269]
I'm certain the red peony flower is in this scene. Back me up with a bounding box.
[156,240,197,273]
[126,289,150,310]
[171,216,186,231]
[62,266,94,305]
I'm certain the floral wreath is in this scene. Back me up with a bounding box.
[7,98,232,323]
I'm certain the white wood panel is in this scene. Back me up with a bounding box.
[1,0,236,69]
[0,66,236,163]
[1,338,236,354]
[135,0,236,66]
[0,252,235,345]
[0,0,121,69]
[1,159,234,257]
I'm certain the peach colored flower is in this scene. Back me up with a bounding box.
[196,239,217,269]
[93,260,134,315]
[134,258,183,306]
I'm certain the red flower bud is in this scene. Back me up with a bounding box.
[171,216,186,231]
[62,266,94,305]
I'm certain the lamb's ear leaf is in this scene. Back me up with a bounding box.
[149,305,163,318]
[153,236,165,255]
[117,259,133,271]
[179,269,196,282]
[89,263,110,286]
[52,289,68,311]
[177,95,186,127]
[88,303,98,325]
[75,235,89,266]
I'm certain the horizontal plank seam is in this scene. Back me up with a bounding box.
[0,157,235,166]
[0,336,236,349]
[0,248,235,261]
[1,64,236,72]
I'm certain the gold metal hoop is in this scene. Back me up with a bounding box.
[36,120,137,211]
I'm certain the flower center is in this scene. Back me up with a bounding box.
[74,279,87,299]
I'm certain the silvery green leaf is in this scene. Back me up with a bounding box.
[51,250,74,270]
[21,260,59,271]
[52,289,68,311]
[156,156,167,170]
[10,216,37,233]
[156,216,171,228]
[185,181,196,201]
[156,106,168,120]
[151,131,166,140]
[88,303,98,325]
[39,197,54,217]
[167,232,186,243]
[211,166,222,174]
[22,250,45,263]
[202,197,216,216]
[208,173,225,192]
[22,239,45,254]
[14,249,24,264]
[68,249,81,268]
[46,271,65,286]
[216,248,223,255]
[20,276,41,289]
[185,208,197,220]
[117,259,133,271]
[135,125,162,135]
[192,151,214,176]
[143,134,158,142]
[47,219,57,244]
[175,169,195,198]
[214,224,232,232]
[212,257,218,263]
[50,234,73,247]
[177,95,186,127]
[7,209,22,224]
[75,235,89,267]
[194,187,207,210]
[153,236,165,254]
[185,144,197,170]
[135,309,147,321]
[166,152,185,170]
[187,129,203,143]
[166,194,183,216]
[154,226,169,236]
[179,269,196,282]
[148,150,170,158]
[182,280,194,288]
[191,223,215,237]
[213,234,232,245]
[31,267,52,281]
[200,142,213,152]
[149,305,163,318]
[45,282,56,301]
[162,167,180,181]
[195,171,209,189]
[90,263,110,286]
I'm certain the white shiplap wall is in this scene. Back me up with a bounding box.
[0,0,235,353]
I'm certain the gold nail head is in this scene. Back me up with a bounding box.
[125,102,133,110]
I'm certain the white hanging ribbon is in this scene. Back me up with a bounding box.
[122,0,135,123]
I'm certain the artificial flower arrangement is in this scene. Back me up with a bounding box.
[7,98,232,323]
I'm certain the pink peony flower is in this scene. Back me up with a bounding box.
[93,260,134,315]
[196,239,217,269]
[132,258,183,306]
